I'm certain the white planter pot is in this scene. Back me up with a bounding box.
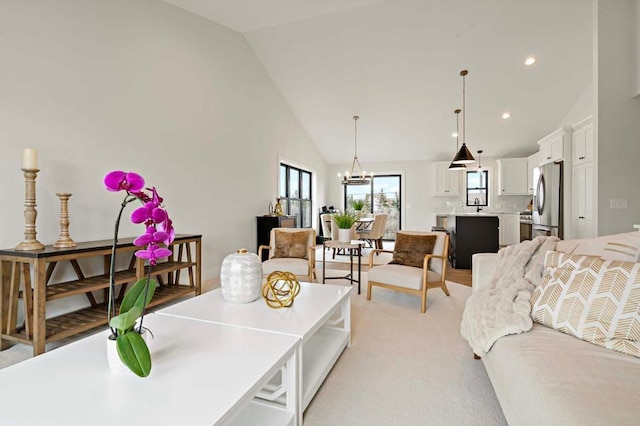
[107,328,149,375]
[220,249,263,303]
[338,228,352,243]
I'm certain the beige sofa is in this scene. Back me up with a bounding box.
[471,231,640,425]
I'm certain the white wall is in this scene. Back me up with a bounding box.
[594,0,640,235]
[635,0,640,96]
[0,0,327,294]
[560,82,594,127]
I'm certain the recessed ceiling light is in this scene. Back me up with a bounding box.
[525,57,536,66]
[502,112,511,119]
[452,132,458,138]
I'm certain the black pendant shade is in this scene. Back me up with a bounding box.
[447,161,467,171]
[452,143,475,164]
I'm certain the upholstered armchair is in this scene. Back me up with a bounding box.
[367,231,450,313]
[258,227,317,282]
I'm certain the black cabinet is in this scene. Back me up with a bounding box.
[256,215,297,260]
[449,215,499,269]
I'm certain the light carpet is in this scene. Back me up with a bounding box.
[0,271,506,425]
[306,270,506,425]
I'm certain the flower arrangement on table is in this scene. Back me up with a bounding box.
[104,170,174,377]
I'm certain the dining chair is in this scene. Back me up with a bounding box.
[258,227,316,282]
[320,213,333,243]
[367,230,450,313]
[357,213,388,249]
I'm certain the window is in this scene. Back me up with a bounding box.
[279,163,312,228]
[466,170,488,207]
[343,174,401,240]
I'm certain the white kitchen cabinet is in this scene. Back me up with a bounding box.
[497,158,528,195]
[537,128,568,165]
[572,116,594,166]
[433,161,460,196]
[499,213,520,247]
[527,152,539,195]
[572,162,596,239]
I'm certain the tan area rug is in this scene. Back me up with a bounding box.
[305,272,507,425]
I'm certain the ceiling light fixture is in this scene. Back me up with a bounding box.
[502,112,511,119]
[452,70,475,164]
[338,115,372,185]
[477,150,483,169]
[448,109,467,171]
[525,57,536,66]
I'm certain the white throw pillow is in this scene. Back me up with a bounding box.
[531,250,640,358]
[556,231,640,262]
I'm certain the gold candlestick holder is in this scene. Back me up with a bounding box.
[54,193,76,248]
[15,168,45,251]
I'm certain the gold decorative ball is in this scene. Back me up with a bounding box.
[262,271,301,309]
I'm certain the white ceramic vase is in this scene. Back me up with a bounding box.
[106,328,149,375]
[220,249,263,303]
[338,228,352,243]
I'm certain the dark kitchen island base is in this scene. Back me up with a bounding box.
[448,215,499,270]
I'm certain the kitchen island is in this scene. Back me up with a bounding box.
[446,214,499,269]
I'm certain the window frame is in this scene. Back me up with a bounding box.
[465,169,489,207]
[279,163,313,228]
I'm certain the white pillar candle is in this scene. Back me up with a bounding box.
[22,148,38,169]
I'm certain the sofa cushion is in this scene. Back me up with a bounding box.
[556,230,640,262]
[368,264,442,291]
[389,233,436,268]
[530,250,640,358]
[273,230,309,259]
[482,323,640,425]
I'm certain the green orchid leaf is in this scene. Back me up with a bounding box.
[120,278,157,314]
[109,306,142,332]
[116,331,152,377]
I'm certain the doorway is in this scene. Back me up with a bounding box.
[343,174,401,240]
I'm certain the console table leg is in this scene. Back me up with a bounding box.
[32,259,46,356]
[195,239,202,296]
[0,260,13,350]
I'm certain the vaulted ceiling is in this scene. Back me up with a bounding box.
[160,0,593,165]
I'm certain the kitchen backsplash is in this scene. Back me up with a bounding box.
[433,195,532,214]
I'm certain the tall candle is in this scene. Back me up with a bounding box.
[22,148,38,169]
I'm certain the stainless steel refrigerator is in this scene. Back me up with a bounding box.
[532,162,563,238]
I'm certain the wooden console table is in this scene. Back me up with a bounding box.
[0,234,201,356]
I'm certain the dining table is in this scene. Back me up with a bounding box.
[355,217,375,231]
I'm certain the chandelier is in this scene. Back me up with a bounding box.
[448,109,467,171]
[451,70,475,164]
[338,115,372,185]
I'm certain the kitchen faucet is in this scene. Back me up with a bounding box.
[474,197,482,213]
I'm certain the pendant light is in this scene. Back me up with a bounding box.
[477,150,483,169]
[339,116,372,185]
[452,70,475,164]
[448,109,466,171]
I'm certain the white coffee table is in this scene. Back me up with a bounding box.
[0,313,300,426]
[157,282,351,412]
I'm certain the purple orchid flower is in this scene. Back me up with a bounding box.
[131,201,167,225]
[133,226,169,248]
[104,171,145,192]
[134,243,172,266]
[157,215,175,245]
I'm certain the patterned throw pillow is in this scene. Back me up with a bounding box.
[531,250,640,358]
[389,233,437,268]
[273,230,309,259]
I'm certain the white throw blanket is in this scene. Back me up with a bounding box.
[460,236,560,356]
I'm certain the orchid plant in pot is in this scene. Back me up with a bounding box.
[104,170,174,377]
